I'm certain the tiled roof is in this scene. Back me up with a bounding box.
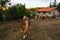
[36,7,56,12]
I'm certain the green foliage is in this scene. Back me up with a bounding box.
[57,2,60,12]
[49,0,57,7]
[30,11,36,19]
[4,4,31,21]
[0,9,3,21]
[49,1,53,8]
[0,0,31,21]
[0,0,10,7]
[53,0,57,7]
[0,0,10,21]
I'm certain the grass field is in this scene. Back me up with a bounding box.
[0,19,60,40]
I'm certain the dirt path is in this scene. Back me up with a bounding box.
[27,19,60,40]
[0,19,60,40]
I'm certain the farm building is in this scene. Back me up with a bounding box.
[35,7,60,19]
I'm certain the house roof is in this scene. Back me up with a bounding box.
[36,7,57,12]
[27,7,45,11]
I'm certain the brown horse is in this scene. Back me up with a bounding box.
[21,16,30,39]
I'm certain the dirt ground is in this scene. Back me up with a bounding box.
[0,19,60,40]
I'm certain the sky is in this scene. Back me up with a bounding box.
[10,0,60,8]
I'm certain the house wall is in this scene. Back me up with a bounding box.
[36,12,53,17]
[36,10,59,17]
[35,9,59,20]
[53,10,59,17]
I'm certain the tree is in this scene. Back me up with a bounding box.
[0,0,30,21]
[0,0,10,7]
[49,1,52,7]
[6,4,30,21]
[53,0,57,7]
[0,0,11,21]
[57,2,60,12]
[0,9,3,21]
[49,0,57,7]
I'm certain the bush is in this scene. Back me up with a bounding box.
[0,4,31,21]
[0,9,3,21]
